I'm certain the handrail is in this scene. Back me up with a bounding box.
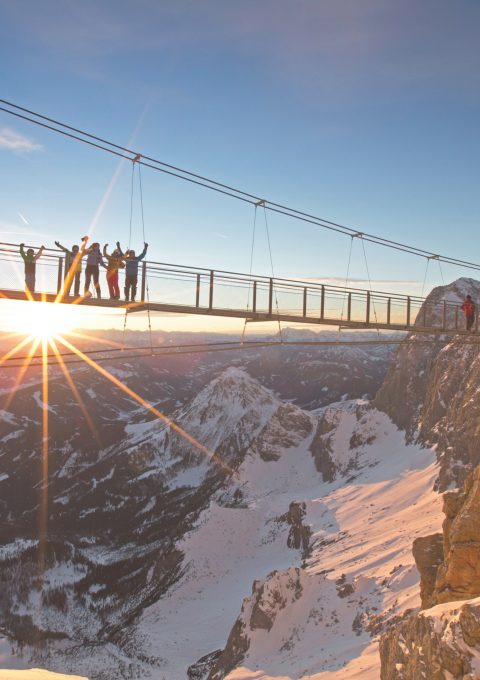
[0,242,471,333]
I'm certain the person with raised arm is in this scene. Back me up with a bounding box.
[103,243,125,299]
[116,241,148,303]
[19,243,45,294]
[83,242,107,299]
[54,236,88,297]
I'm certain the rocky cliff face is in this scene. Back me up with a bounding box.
[379,599,480,680]
[375,277,480,490]
[381,465,480,678]
[416,466,480,607]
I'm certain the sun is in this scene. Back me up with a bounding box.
[15,301,76,340]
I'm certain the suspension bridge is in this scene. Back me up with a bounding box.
[0,242,477,335]
[0,99,479,340]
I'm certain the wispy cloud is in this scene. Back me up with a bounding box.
[0,127,43,153]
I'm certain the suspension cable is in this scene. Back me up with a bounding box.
[2,335,479,370]
[262,205,283,343]
[138,162,153,354]
[360,236,380,338]
[2,98,480,274]
[241,204,258,344]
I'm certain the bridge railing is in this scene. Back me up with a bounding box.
[0,242,475,332]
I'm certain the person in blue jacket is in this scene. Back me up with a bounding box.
[116,241,148,303]
[84,242,107,298]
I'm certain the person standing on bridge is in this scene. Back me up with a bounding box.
[55,236,88,297]
[84,242,107,299]
[116,241,148,303]
[103,244,125,299]
[461,294,476,331]
[20,243,45,295]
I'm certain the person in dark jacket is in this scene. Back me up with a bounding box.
[103,244,125,299]
[461,294,476,331]
[20,243,45,294]
[55,236,88,296]
[83,242,106,298]
[116,241,148,303]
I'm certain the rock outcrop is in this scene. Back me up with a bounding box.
[208,568,304,680]
[412,533,444,609]
[414,466,480,608]
[375,277,480,490]
[381,465,480,678]
[380,599,480,680]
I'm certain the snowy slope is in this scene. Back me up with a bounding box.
[123,400,443,679]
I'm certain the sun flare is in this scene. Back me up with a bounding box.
[14,301,76,340]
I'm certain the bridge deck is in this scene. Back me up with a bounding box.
[1,288,478,336]
[0,242,477,335]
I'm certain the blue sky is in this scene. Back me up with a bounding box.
[1,1,480,330]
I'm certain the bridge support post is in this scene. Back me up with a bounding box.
[253,281,257,313]
[366,292,370,324]
[268,278,273,316]
[209,271,214,310]
[320,285,325,320]
[347,293,352,321]
[406,297,411,327]
[196,274,200,307]
[141,261,147,301]
[387,298,391,325]
[57,257,63,294]
[303,287,307,318]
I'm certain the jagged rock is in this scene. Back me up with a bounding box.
[280,501,311,557]
[208,568,304,679]
[309,418,337,482]
[434,466,480,603]
[374,278,480,490]
[412,533,444,609]
[335,573,355,598]
[309,401,369,482]
[379,600,480,680]
[188,650,223,680]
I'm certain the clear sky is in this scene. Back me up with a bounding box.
[1,0,480,332]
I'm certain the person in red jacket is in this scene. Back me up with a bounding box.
[461,294,476,331]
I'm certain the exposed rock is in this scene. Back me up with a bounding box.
[309,418,337,482]
[188,650,223,680]
[412,533,444,609]
[380,600,480,680]
[309,401,369,482]
[335,573,355,599]
[374,278,480,490]
[280,501,311,557]
[435,466,480,604]
[208,568,304,680]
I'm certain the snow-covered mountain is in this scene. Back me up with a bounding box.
[2,287,480,679]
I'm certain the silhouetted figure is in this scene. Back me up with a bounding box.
[103,244,125,299]
[55,236,88,296]
[20,243,44,295]
[84,242,106,299]
[461,294,476,331]
[116,241,148,303]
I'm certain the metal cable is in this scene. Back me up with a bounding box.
[1,99,480,273]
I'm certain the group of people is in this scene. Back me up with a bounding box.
[20,236,148,302]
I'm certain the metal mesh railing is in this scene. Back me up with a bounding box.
[0,241,476,333]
